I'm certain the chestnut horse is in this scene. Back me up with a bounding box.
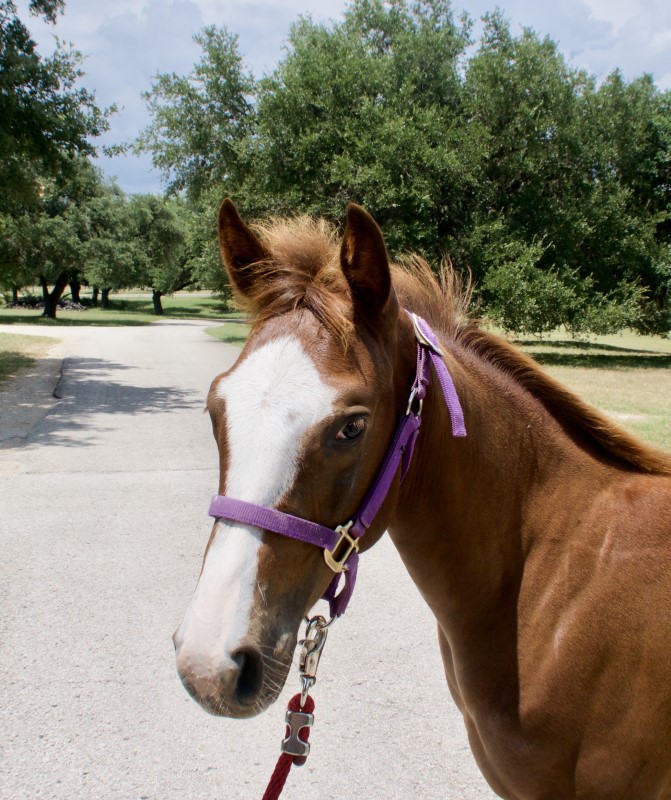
[173,199,671,799]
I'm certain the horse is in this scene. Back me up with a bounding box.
[173,198,671,800]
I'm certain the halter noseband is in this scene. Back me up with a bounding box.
[208,313,466,617]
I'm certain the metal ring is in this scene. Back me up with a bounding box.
[411,313,444,356]
[406,389,423,416]
[304,612,336,629]
[406,389,417,416]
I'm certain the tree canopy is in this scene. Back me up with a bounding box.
[137,0,671,335]
[0,1,192,317]
[0,0,109,214]
[2,0,669,334]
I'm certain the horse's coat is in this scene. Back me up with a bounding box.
[174,199,671,799]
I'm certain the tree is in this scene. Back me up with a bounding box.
[462,12,669,334]
[137,25,254,203]
[0,210,36,301]
[82,181,141,305]
[0,0,109,215]
[240,0,476,260]
[138,0,671,334]
[129,195,189,314]
[588,74,671,331]
[21,158,103,318]
[139,0,479,283]
[137,25,253,304]
[178,193,229,296]
[0,0,111,304]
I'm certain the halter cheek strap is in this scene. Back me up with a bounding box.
[207,313,466,617]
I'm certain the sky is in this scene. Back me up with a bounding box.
[16,0,671,195]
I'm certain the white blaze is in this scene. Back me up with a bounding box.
[220,336,338,506]
[178,336,337,660]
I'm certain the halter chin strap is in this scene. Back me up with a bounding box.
[208,313,466,618]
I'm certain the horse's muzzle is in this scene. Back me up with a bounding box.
[173,631,268,718]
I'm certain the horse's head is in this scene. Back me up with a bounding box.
[173,199,412,718]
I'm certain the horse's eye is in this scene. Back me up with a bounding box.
[335,416,367,441]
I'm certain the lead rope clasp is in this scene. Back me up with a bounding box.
[298,614,330,707]
[279,614,331,762]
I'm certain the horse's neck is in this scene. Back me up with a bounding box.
[388,340,609,637]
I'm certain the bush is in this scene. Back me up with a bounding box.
[482,257,575,336]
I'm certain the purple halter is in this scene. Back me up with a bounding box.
[208,313,466,617]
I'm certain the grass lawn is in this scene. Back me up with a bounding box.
[205,322,251,347]
[0,293,240,326]
[517,332,671,452]
[0,333,59,386]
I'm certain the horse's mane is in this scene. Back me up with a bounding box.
[238,215,671,477]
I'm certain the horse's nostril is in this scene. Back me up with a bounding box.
[232,647,264,702]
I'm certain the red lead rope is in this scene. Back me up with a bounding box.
[261,694,316,800]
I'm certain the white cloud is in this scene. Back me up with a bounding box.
[581,0,653,31]
[454,0,671,87]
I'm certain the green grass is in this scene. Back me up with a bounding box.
[0,307,155,326]
[205,322,251,347]
[516,332,671,452]
[0,333,59,385]
[0,292,240,326]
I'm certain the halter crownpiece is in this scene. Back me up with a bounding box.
[207,313,466,617]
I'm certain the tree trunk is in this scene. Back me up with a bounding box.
[41,272,70,319]
[39,276,49,302]
[91,286,99,307]
[11,287,18,304]
[70,278,81,304]
[100,288,111,309]
[152,290,164,315]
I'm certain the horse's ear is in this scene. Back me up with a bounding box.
[340,203,392,319]
[217,198,268,297]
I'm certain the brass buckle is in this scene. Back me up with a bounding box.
[323,521,359,573]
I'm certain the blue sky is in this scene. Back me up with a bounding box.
[17,0,671,195]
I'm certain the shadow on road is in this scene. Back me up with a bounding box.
[28,356,203,447]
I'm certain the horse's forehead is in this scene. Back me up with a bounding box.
[213,334,344,507]
[216,334,339,409]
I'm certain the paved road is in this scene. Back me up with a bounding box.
[0,320,496,800]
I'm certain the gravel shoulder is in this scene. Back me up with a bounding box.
[0,325,76,450]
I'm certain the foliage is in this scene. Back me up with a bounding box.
[0,0,109,215]
[4,0,670,335]
[462,13,668,334]
[129,195,188,291]
[180,194,229,295]
[82,181,141,293]
[238,0,476,260]
[137,0,671,335]
[12,157,101,316]
[0,162,190,317]
[137,25,254,202]
[0,0,115,317]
